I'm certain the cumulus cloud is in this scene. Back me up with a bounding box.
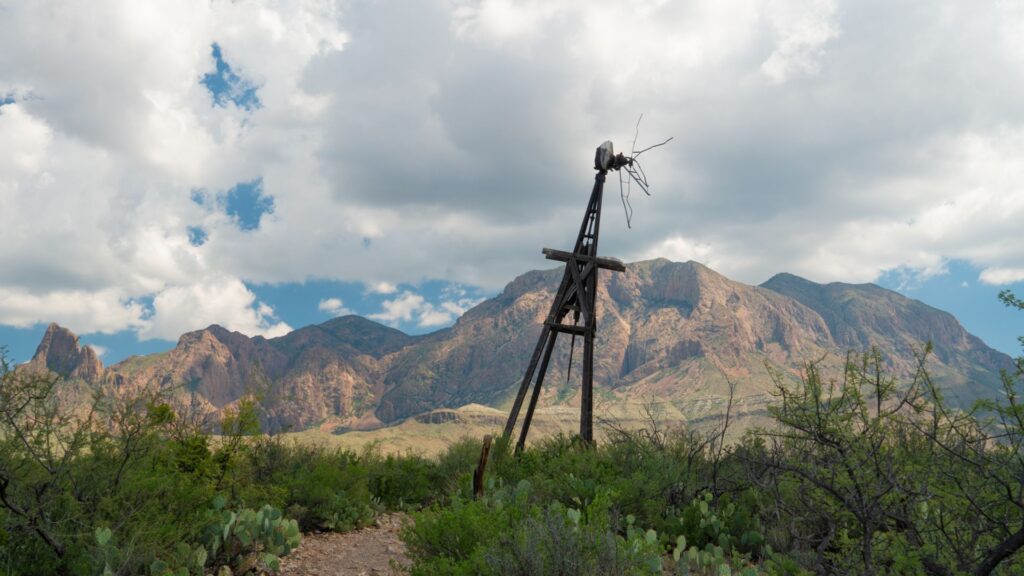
[1,0,1023,343]
[368,292,427,326]
[140,277,291,341]
[317,297,351,316]
[0,287,147,334]
[366,282,398,295]
[85,344,108,358]
[0,104,52,174]
[638,236,716,269]
[981,268,1024,285]
[369,290,483,328]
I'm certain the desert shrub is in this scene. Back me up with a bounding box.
[482,422,754,547]
[434,436,488,496]
[403,493,516,575]
[0,354,314,575]
[485,490,665,576]
[235,438,375,531]
[404,480,666,576]
[365,451,444,510]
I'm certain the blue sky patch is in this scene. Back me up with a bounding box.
[877,259,1024,356]
[201,43,261,111]
[0,324,47,364]
[224,178,273,231]
[190,188,208,206]
[187,226,208,246]
[0,93,14,108]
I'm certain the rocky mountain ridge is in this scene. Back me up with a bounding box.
[29,259,1016,432]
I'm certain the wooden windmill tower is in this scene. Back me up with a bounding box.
[503,139,666,452]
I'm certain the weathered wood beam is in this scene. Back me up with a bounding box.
[542,248,626,272]
[544,321,587,335]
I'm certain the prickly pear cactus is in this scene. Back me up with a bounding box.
[194,498,302,575]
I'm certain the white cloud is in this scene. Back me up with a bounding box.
[638,236,716,268]
[317,297,351,316]
[85,344,108,358]
[760,0,840,83]
[368,290,483,328]
[0,287,146,334]
[417,307,455,328]
[366,281,398,295]
[368,291,426,325]
[980,268,1024,285]
[140,277,291,341]
[0,104,52,174]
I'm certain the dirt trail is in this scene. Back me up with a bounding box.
[279,514,410,576]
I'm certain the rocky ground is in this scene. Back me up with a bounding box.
[279,514,410,576]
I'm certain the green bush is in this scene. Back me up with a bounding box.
[366,451,444,510]
[235,439,376,531]
[406,479,670,576]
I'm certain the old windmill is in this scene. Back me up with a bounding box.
[502,127,671,452]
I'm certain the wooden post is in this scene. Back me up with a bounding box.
[473,434,493,499]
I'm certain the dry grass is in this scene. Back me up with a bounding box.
[279,399,772,457]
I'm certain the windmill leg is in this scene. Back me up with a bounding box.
[581,327,594,444]
[516,332,558,453]
[580,268,599,445]
[503,324,552,439]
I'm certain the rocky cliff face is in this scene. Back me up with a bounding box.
[31,260,1016,432]
[106,316,415,432]
[377,259,842,420]
[760,273,1013,403]
[376,259,1013,421]
[25,323,104,382]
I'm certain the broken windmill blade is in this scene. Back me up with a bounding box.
[502,137,669,453]
[620,115,673,228]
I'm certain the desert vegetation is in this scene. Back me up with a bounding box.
[1,291,1022,575]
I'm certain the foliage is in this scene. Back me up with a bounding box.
[745,340,1024,575]
[233,437,375,532]
[0,342,481,574]
[404,480,667,576]
[193,499,300,574]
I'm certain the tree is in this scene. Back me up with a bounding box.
[0,350,94,563]
[747,291,1024,575]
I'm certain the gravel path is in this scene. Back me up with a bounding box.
[279,514,410,576]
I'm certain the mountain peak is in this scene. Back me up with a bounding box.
[761,273,1012,384]
[282,314,414,358]
[27,323,104,382]
[762,272,884,292]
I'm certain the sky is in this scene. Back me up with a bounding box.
[0,0,1022,364]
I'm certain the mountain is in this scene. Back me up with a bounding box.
[761,273,1011,403]
[25,323,104,381]
[26,260,1016,433]
[104,316,415,431]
